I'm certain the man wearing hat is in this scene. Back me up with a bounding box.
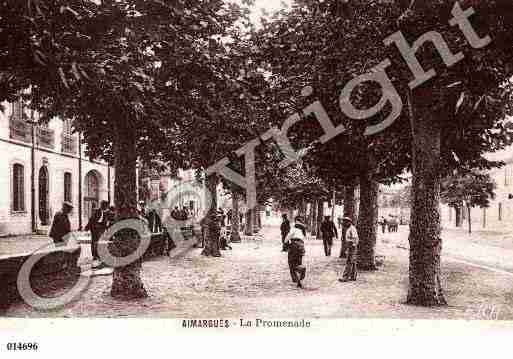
[85,200,109,261]
[339,217,359,282]
[49,202,73,246]
[284,216,307,288]
[320,215,338,257]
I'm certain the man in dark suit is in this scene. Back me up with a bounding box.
[320,215,338,257]
[280,214,291,252]
[49,202,73,245]
[85,200,109,261]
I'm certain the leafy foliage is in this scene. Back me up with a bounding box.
[441,169,496,209]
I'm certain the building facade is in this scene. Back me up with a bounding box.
[440,153,513,231]
[0,99,114,236]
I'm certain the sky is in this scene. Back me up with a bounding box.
[247,0,291,25]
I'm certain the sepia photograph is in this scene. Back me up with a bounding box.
[1,0,513,356]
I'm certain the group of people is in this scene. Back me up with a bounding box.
[196,208,233,252]
[280,214,359,288]
[49,200,116,262]
[379,216,399,233]
[49,199,178,265]
[170,206,191,221]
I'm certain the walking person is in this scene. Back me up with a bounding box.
[226,209,233,225]
[284,216,307,289]
[320,215,338,257]
[49,202,73,246]
[380,216,387,234]
[280,214,291,252]
[85,200,109,262]
[339,217,359,282]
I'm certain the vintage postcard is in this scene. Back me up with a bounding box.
[1,0,513,356]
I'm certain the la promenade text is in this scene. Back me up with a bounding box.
[181,319,311,329]
[240,319,311,328]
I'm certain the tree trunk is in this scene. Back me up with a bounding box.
[244,208,253,236]
[253,206,260,233]
[110,122,147,300]
[288,208,294,222]
[344,184,356,221]
[331,190,336,220]
[231,191,241,243]
[407,95,446,307]
[455,206,462,227]
[257,205,262,229]
[299,201,307,218]
[356,170,379,271]
[311,200,318,236]
[467,205,472,234]
[201,174,221,257]
[316,200,324,240]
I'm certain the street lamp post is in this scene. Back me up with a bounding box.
[27,113,37,234]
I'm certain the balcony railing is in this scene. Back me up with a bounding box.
[36,127,55,149]
[9,117,31,143]
[61,134,77,154]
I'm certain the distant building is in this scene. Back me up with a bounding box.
[378,185,410,224]
[139,166,231,220]
[0,99,114,236]
[441,151,513,230]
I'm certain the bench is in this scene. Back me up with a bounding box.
[0,245,81,309]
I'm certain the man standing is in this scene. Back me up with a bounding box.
[226,208,233,225]
[280,214,291,252]
[284,216,307,289]
[339,217,359,282]
[380,216,388,234]
[49,202,73,246]
[85,200,109,262]
[320,215,338,257]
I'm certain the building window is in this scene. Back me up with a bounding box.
[64,172,72,203]
[12,164,25,212]
[9,99,31,143]
[61,119,77,154]
[84,171,100,220]
[12,99,24,120]
[63,119,72,135]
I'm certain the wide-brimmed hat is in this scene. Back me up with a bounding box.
[342,216,353,223]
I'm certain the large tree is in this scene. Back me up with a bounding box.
[1,0,251,297]
[388,0,513,306]
[441,169,496,233]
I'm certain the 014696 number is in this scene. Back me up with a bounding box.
[6,343,39,351]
